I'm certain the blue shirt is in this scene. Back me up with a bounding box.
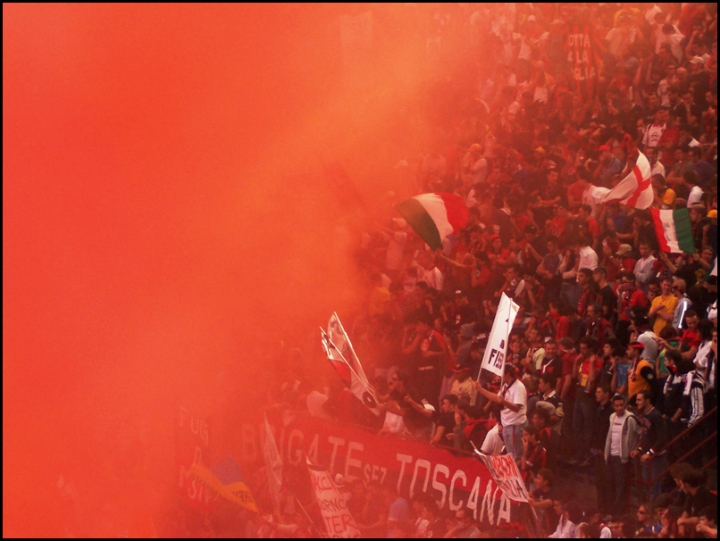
[386,496,410,537]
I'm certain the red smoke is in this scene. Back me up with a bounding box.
[4,4,436,536]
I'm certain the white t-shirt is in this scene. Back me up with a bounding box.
[642,123,666,149]
[420,266,444,291]
[480,423,505,455]
[687,185,704,207]
[610,412,627,456]
[499,378,527,427]
[383,411,408,434]
[651,161,666,178]
[577,245,599,276]
[386,231,408,271]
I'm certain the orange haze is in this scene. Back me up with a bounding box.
[4,4,443,536]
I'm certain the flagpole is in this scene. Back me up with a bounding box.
[332,312,368,385]
[321,328,378,400]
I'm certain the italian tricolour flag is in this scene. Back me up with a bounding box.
[651,208,695,254]
[395,193,469,250]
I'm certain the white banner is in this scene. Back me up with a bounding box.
[479,293,519,377]
[324,314,382,416]
[307,460,361,538]
[475,453,529,503]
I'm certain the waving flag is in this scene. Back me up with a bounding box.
[651,208,695,254]
[479,293,520,378]
[600,151,653,209]
[328,312,368,387]
[395,193,469,250]
[187,456,258,512]
[321,318,381,416]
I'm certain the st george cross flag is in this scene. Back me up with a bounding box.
[479,293,520,378]
[650,208,695,254]
[600,150,653,209]
[395,193,469,250]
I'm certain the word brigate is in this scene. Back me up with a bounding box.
[240,415,516,526]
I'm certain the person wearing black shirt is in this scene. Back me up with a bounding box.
[586,385,613,515]
[631,390,668,501]
[528,468,558,535]
[429,394,457,447]
[677,469,718,537]
[593,266,618,325]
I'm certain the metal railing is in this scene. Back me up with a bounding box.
[629,406,717,503]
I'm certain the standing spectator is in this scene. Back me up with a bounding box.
[593,266,618,324]
[605,393,640,518]
[633,242,657,294]
[649,276,678,335]
[670,277,692,329]
[632,390,668,502]
[476,364,527,461]
[642,108,667,151]
[588,385,613,515]
[627,341,656,404]
[684,170,704,207]
[576,268,597,320]
[519,425,546,488]
[616,271,649,346]
[586,302,615,350]
[569,336,602,465]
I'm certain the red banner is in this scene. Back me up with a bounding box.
[175,406,213,508]
[238,415,519,527]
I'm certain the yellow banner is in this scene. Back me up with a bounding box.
[188,464,258,512]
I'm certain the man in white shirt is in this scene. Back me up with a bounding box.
[649,148,666,178]
[476,364,528,461]
[633,242,656,294]
[604,394,640,517]
[685,174,704,207]
[642,108,666,151]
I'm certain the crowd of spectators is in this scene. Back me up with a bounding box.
[151,3,719,538]
[274,2,718,538]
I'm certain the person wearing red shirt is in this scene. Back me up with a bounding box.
[658,112,680,168]
[577,268,596,319]
[616,271,649,346]
[578,204,601,250]
[550,204,568,236]
[487,234,513,267]
[657,310,702,363]
[569,336,603,465]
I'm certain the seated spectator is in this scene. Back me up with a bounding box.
[549,499,582,538]
[635,501,663,536]
[696,506,718,539]
[527,469,558,535]
[677,469,718,537]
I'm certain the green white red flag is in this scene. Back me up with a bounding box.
[650,208,695,254]
[394,192,469,250]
